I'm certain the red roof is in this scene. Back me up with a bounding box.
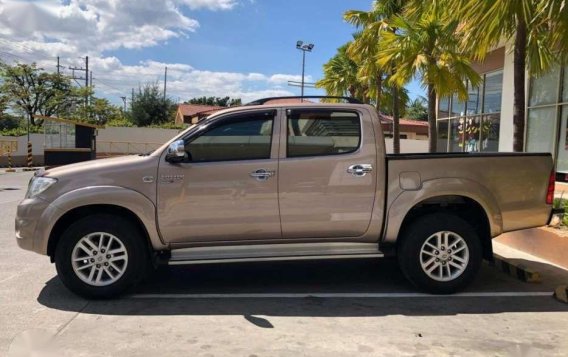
[177,104,224,118]
[379,113,429,135]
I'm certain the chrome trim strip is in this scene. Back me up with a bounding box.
[170,242,381,261]
[168,253,384,265]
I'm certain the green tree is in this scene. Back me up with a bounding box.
[406,97,428,121]
[345,0,408,153]
[188,96,242,107]
[0,63,74,126]
[445,0,568,152]
[130,83,174,126]
[377,3,481,152]
[316,43,368,101]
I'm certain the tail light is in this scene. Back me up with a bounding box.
[546,170,555,205]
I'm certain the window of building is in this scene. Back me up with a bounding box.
[436,69,503,152]
[527,66,568,174]
[436,119,449,152]
[185,114,273,162]
[530,66,561,107]
[287,110,360,157]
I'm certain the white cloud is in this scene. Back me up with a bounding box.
[0,0,308,105]
[179,0,238,10]
[269,74,313,84]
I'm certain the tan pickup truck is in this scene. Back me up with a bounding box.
[16,97,555,298]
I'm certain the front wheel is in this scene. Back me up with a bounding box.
[55,214,149,299]
[398,213,482,294]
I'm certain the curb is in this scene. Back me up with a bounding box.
[554,285,568,303]
[490,254,542,283]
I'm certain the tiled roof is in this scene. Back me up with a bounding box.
[379,113,429,127]
[177,104,225,117]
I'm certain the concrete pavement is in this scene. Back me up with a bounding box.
[1,172,568,356]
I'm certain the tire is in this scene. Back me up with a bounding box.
[397,213,482,294]
[55,214,149,299]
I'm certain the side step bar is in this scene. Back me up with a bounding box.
[168,242,383,265]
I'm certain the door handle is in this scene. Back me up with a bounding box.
[250,169,275,181]
[347,164,373,177]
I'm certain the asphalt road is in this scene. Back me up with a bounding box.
[1,171,568,356]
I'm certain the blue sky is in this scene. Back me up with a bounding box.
[0,0,424,104]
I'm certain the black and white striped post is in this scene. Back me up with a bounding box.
[27,141,33,168]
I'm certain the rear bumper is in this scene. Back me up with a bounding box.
[548,207,565,225]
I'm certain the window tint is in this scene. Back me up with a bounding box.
[287,110,361,157]
[186,114,273,162]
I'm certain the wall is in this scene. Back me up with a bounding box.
[96,127,181,155]
[384,138,429,154]
[498,44,516,152]
[0,134,45,166]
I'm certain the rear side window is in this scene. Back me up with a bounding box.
[287,110,361,157]
[186,113,273,162]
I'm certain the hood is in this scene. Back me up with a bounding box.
[44,155,147,179]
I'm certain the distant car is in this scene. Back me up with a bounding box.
[16,96,555,298]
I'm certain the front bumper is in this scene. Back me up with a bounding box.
[15,197,51,254]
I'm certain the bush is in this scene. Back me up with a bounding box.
[553,198,568,226]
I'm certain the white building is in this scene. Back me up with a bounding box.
[436,45,568,178]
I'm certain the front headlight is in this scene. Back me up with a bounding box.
[26,177,57,199]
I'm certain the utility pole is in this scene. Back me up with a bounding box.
[131,88,135,110]
[57,56,60,74]
[120,96,127,112]
[85,56,89,87]
[163,66,168,100]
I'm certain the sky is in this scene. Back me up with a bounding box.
[0,0,425,105]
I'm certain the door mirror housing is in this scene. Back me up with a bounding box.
[165,140,186,163]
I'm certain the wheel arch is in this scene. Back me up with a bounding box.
[383,178,502,261]
[38,186,167,259]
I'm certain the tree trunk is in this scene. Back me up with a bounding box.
[392,86,401,154]
[375,74,382,114]
[513,20,527,152]
[428,83,437,153]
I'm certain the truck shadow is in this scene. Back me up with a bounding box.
[37,258,568,318]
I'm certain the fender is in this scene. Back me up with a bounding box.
[382,177,503,244]
[35,186,168,254]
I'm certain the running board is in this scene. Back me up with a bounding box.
[168,242,383,265]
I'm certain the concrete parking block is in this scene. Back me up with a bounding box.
[491,253,542,283]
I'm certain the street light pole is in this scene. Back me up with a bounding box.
[296,41,314,102]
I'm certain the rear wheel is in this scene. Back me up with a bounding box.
[55,214,149,299]
[398,213,482,294]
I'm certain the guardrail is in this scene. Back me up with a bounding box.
[96,141,163,157]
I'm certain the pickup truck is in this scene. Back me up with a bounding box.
[15,96,555,298]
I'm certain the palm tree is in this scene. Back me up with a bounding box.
[316,43,368,102]
[344,0,407,153]
[376,3,481,152]
[445,0,567,152]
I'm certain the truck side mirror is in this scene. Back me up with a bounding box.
[165,140,186,163]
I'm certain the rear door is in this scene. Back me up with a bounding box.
[278,108,377,238]
[157,109,282,244]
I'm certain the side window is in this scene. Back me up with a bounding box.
[186,114,273,162]
[287,110,361,157]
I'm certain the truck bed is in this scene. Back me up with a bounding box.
[384,152,553,239]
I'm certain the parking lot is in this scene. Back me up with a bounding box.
[2,171,568,356]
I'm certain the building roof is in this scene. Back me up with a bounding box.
[34,115,104,129]
[177,104,225,118]
[378,113,429,128]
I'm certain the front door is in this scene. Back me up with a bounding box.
[157,110,281,244]
[278,108,377,238]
